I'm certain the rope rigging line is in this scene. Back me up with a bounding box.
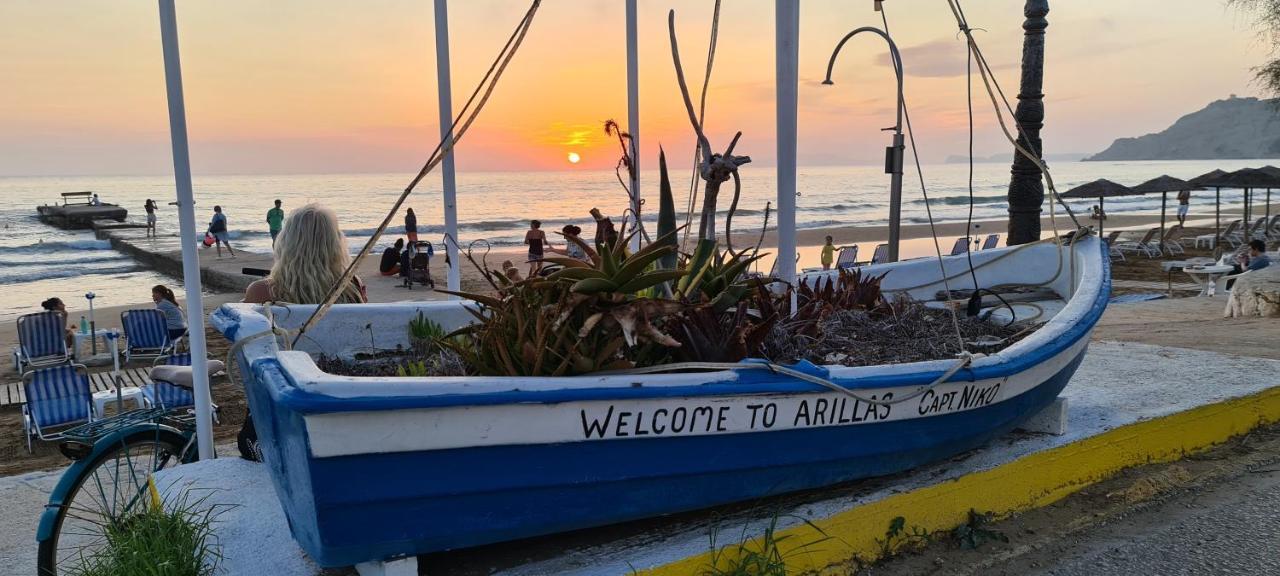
[872,6,969,350]
[292,0,542,346]
[943,0,1081,233]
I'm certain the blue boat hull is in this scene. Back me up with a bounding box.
[241,349,1082,566]
[217,236,1109,567]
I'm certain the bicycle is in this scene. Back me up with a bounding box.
[34,407,200,576]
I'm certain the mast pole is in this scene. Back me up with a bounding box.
[626,0,641,251]
[1006,0,1049,245]
[776,0,799,296]
[157,0,215,460]
[435,0,461,294]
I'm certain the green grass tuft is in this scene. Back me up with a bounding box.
[67,490,224,576]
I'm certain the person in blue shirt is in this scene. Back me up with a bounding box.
[1234,239,1271,274]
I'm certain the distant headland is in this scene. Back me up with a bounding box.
[1085,96,1280,161]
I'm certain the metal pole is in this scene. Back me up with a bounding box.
[776,0,799,296]
[1098,197,1104,237]
[157,0,215,460]
[626,0,641,252]
[1159,191,1166,251]
[434,0,461,295]
[822,26,905,262]
[1215,187,1221,257]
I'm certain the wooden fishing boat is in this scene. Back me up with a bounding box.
[212,234,1108,567]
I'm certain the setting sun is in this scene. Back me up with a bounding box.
[567,152,581,164]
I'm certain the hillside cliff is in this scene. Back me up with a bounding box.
[1086,96,1280,161]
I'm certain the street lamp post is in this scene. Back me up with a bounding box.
[823,27,906,262]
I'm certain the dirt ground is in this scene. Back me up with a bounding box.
[858,422,1280,576]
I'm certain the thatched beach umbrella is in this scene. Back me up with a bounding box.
[1217,168,1280,241]
[1189,169,1233,253]
[1060,179,1138,236]
[1131,175,1199,248]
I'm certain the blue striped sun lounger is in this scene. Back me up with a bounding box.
[22,364,92,452]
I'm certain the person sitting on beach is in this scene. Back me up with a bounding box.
[821,236,836,271]
[380,238,404,276]
[525,220,549,277]
[1089,205,1107,221]
[144,199,158,237]
[243,203,367,305]
[501,260,524,283]
[1232,239,1271,275]
[206,205,236,259]
[151,285,187,342]
[267,199,285,246]
[40,297,75,345]
[547,224,591,262]
[90,193,101,206]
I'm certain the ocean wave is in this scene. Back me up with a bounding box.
[0,263,144,285]
[909,195,1008,207]
[799,203,878,213]
[0,239,112,254]
[0,252,132,267]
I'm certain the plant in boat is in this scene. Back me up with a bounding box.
[407,310,447,356]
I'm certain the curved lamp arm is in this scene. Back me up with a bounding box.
[822,26,904,133]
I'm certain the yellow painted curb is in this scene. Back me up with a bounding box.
[639,386,1280,575]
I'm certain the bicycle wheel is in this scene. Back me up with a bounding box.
[37,428,190,576]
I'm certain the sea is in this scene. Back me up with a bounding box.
[0,159,1274,320]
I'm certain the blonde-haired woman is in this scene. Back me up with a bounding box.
[244,203,367,304]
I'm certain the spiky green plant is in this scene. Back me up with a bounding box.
[66,489,223,576]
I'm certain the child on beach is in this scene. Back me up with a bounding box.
[151,285,187,342]
[1177,189,1191,226]
[144,199,157,237]
[206,206,236,259]
[821,236,836,270]
[267,199,285,246]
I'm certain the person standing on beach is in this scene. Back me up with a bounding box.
[405,208,419,244]
[525,220,548,277]
[144,199,157,237]
[206,205,236,259]
[821,236,836,270]
[151,285,187,342]
[267,199,285,246]
[1177,188,1191,226]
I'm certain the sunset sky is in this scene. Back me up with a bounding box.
[0,1,1268,176]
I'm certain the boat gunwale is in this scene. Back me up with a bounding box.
[215,236,1109,414]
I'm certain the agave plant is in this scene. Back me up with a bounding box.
[796,267,888,316]
[670,298,777,363]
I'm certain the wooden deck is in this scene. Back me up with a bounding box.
[0,367,153,408]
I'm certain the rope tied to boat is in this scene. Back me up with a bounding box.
[291,0,542,347]
[612,351,975,408]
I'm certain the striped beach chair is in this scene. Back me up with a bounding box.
[121,309,176,364]
[835,246,859,269]
[981,234,1000,250]
[22,364,92,452]
[143,353,219,421]
[15,311,70,373]
[949,237,971,256]
[869,243,889,265]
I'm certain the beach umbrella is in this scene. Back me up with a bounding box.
[1131,175,1199,250]
[1216,168,1280,243]
[1261,166,1280,228]
[1059,179,1139,236]
[1189,169,1233,254]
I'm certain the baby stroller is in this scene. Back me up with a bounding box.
[399,240,435,289]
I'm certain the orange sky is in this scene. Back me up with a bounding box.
[0,1,1268,176]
